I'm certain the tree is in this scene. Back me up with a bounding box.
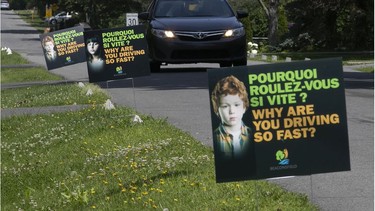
[57,0,143,29]
[257,0,280,46]
[285,0,373,50]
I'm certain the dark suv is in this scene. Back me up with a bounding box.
[139,0,248,71]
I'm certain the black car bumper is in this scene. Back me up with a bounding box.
[148,35,247,64]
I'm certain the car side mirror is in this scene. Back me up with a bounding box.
[138,12,150,20]
[236,10,248,19]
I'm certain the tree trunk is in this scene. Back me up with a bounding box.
[268,0,279,46]
[257,0,279,47]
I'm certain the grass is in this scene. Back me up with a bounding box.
[1,107,318,210]
[353,66,374,73]
[1,83,109,108]
[1,67,63,83]
[1,50,30,65]
[1,49,63,83]
[249,52,374,64]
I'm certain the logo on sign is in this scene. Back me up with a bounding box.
[276,149,289,165]
[116,66,123,74]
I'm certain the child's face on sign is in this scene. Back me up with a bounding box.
[87,41,99,55]
[44,41,54,52]
[218,94,246,128]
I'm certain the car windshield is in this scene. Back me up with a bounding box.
[154,0,234,18]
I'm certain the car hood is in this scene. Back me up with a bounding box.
[151,17,242,31]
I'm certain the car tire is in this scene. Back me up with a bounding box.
[219,62,232,68]
[50,19,57,25]
[150,61,161,72]
[233,57,248,66]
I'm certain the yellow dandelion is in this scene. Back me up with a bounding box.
[121,188,126,193]
[91,205,96,209]
[105,196,110,201]
[142,191,149,195]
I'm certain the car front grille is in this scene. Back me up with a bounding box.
[171,49,229,60]
[175,30,225,41]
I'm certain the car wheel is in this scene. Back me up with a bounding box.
[233,57,248,66]
[150,61,161,72]
[50,19,57,25]
[219,62,232,68]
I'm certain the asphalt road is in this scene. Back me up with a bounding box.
[1,10,374,210]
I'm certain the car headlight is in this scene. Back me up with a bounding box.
[151,29,175,38]
[223,27,245,37]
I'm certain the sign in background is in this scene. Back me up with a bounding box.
[40,26,86,70]
[84,25,150,83]
[208,58,350,182]
[126,13,139,26]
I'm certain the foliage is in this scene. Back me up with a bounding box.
[56,0,144,29]
[284,0,374,51]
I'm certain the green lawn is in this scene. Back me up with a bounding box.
[1,83,109,108]
[1,108,318,210]
[1,49,63,83]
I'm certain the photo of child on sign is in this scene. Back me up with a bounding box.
[41,35,57,62]
[210,75,256,183]
[39,26,86,70]
[83,25,150,83]
[208,58,350,183]
[86,36,104,72]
